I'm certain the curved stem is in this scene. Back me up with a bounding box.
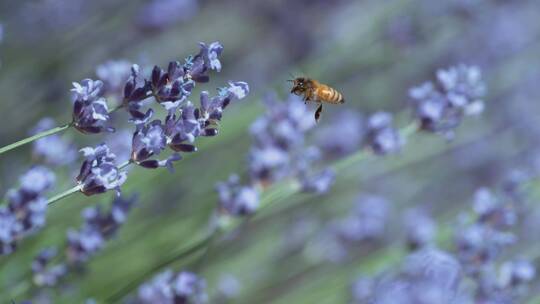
[0,123,72,156]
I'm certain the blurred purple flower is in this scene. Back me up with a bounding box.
[217,274,242,300]
[136,0,198,30]
[0,208,21,255]
[367,248,462,304]
[31,118,77,166]
[300,168,335,194]
[96,60,132,97]
[248,94,315,185]
[216,175,260,216]
[32,247,67,287]
[403,208,437,251]
[315,111,364,159]
[71,79,114,134]
[0,166,55,255]
[409,64,485,137]
[76,144,127,196]
[337,195,391,242]
[364,112,404,155]
[67,195,135,264]
[138,270,208,304]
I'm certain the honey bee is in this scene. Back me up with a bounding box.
[289,77,345,122]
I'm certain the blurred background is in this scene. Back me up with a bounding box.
[1,0,540,303]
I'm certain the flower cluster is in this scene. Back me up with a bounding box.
[409,64,486,138]
[137,270,208,304]
[0,166,55,255]
[216,94,335,217]
[67,195,135,264]
[31,118,76,166]
[71,79,114,134]
[351,248,462,304]
[76,144,127,196]
[351,183,536,304]
[31,195,136,288]
[453,187,536,302]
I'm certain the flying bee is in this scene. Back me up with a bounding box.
[289,77,345,122]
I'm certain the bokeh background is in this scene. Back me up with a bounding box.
[2,0,540,303]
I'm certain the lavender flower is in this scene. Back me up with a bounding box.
[315,111,364,159]
[300,168,335,194]
[0,166,55,255]
[403,208,437,250]
[67,195,135,264]
[71,79,114,134]
[248,95,315,184]
[336,195,391,242]
[364,112,404,155]
[137,270,208,304]
[498,259,536,289]
[96,60,132,97]
[76,144,127,196]
[350,277,374,303]
[366,248,462,304]
[216,175,260,216]
[0,208,21,255]
[136,0,198,30]
[31,118,77,166]
[217,274,242,300]
[131,120,181,170]
[32,247,67,287]
[197,41,224,72]
[473,187,517,229]
[409,64,485,137]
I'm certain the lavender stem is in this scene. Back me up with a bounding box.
[0,123,72,156]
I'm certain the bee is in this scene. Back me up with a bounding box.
[289,77,345,122]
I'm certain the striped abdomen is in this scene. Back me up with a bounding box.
[314,82,344,104]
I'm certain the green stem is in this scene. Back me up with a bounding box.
[47,185,81,206]
[0,123,72,156]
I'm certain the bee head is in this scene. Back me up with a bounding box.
[289,77,307,95]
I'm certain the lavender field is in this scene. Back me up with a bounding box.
[1,0,540,303]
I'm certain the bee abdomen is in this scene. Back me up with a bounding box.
[319,85,344,104]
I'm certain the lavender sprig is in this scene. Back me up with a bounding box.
[0,166,55,255]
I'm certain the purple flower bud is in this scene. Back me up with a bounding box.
[300,168,335,194]
[216,175,260,216]
[71,79,114,134]
[498,259,536,288]
[76,144,127,196]
[410,64,486,136]
[364,112,404,155]
[138,270,208,304]
[0,207,22,255]
[32,247,67,287]
[403,208,437,251]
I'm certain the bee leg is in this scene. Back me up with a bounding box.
[315,104,323,123]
